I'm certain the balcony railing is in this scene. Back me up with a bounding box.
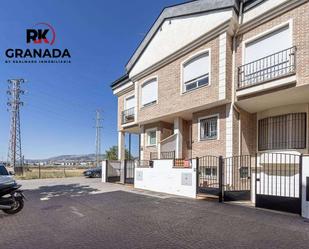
[121,107,135,124]
[238,46,296,89]
[150,151,175,160]
[161,151,175,159]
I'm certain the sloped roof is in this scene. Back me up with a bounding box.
[125,0,240,73]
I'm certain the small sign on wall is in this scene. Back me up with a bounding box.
[136,170,143,181]
[181,173,192,186]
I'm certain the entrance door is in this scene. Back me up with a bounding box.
[197,156,222,198]
[224,155,252,201]
[255,153,301,214]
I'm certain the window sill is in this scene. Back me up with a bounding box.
[181,83,210,95]
[199,137,218,142]
[146,144,157,148]
[140,101,157,110]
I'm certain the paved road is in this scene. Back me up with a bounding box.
[1,177,309,249]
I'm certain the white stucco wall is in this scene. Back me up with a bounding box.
[134,159,197,198]
[302,155,309,219]
[130,10,234,78]
[101,160,107,183]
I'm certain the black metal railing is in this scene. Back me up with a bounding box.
[256,153,301,198]
[121,107,135,124]
[238,46,296,89]
[160,151,175,159]
[136,160,153,168]
[224,155,252,191]
[258,113,306,151]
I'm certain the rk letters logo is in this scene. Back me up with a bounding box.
[26,23,56,45]
[4,22,71,64]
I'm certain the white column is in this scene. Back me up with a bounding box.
[140,126,144,160]
[101,160,107,183]
[302,155,309,219]
[226,103,233,157]
[219,32,227,100]
[174,117,183,159]
[118,131,125,160]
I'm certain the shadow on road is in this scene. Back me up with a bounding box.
[35,184,100,201]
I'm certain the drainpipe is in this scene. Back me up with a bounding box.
[232,0,244,155]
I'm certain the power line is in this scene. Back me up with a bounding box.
[7,79,25,174]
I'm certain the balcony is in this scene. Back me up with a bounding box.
[121,107,135,125]
[150,151,175,160]
[237,46,296,90]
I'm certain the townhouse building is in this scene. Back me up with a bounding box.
[111,0,309,162]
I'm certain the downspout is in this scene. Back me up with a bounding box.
[232,0,244,156]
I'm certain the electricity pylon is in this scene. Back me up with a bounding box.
[7,79,25,173]
[95,110,103,167]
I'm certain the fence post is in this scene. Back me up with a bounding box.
[124,159,127,184]
[299,154,303,215]
[218,156,223,203]
[120,160,127,184]
[255,153,258,203]
[196,157,199,195]
[105,160,108,182]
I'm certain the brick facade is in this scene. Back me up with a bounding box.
[115,1,309,159]
[191,105,227,158]
[235,2,309,89]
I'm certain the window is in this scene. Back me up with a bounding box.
[200,116,218,140]
[239,167,249,179]
[141,78,158,107]
[146,129,157,146]
[204,167,217,177]
[258,113,306,151]
[125,95,135,110]
[244,25,291,64]
[183,52,210,92]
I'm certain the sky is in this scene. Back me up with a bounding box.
[0,0,185,160]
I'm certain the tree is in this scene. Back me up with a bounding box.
[105,146,133,160]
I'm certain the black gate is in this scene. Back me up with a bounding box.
[197,156,223,201]
[223,155,252,201]
[124,160,135,184]
[107,160,121,182]
[255,153,302,214]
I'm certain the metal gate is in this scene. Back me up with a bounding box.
[106,160,121,182]
[197,156,223,201]
[124,160,135,184]
[255,153,302,214]
[197,155,252,202]
[224,155,252,201]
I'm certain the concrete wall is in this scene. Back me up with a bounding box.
[302,155,309,219]
[134,159,197,198]
[101,160,107,183]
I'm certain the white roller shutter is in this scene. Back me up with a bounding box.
[245,25,291,64]
[125,95,135,110]
[183,53,209,83]
[141,79,157,106]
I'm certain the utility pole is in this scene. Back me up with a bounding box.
[7,79,25,174]
[95,110,103,167]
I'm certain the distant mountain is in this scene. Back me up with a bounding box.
[26,154,106,162]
